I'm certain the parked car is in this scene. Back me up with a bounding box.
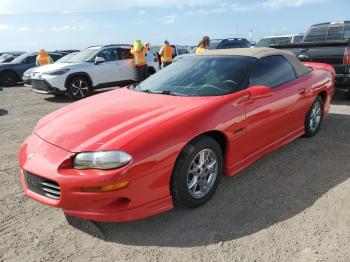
[30,44,159,100]
[272,21,350,99]
[256,34,304,47]
[0,52,25,63]
[208,38,251,49]
[19,48,335,223]
[23,52,79,86]
[0,52,64,86]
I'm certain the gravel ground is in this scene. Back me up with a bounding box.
[0,86,349,262]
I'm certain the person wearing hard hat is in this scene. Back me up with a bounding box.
[159,40,173,68]
[36,49,53,66]
[130,40,148,82]
[196,36,210,54]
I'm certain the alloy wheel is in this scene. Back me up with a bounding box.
[309,100,322,132]
[71,80,89,98]
[187,149,218,199]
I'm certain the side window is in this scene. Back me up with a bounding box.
[24,55,36,64]
[249,56,297,88]
[51,54,63,61]
[118,48,133,60]
[97,48,118,62]
[343,24,350,40]
[304,26,328,42]
[220,43,233,49]
[327,25,344,41]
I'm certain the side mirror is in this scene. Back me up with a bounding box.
[94,56,105,65]
[247,85,273,99]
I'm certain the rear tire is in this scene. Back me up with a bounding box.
[66,76,92,100]
[0,70,18,87]
[304,96,324,138]
[170,136,223,208]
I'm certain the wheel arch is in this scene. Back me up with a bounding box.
[318,90,327,103]
[179,130,228,159]
[65,72,93,89]
[0,69,21,85]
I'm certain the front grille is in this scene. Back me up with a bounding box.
[31,80,52,92]
[24,171,61,200]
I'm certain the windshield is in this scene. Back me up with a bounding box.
[256,37,291,47]
[135,55,255,96]
[55,52,78,63]
[208,40,221,49]
[65,48,99,63]
[11,53,29,63]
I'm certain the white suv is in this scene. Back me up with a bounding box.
[30,44,159,100]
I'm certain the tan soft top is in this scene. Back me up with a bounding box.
[201,47,310,77]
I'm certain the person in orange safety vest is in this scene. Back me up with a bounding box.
[159,40,173,68]
[130,40,149,81]
[36,49,53,66]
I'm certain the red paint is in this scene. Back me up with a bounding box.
[19,63,335,222]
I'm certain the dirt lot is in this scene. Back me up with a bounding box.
[0,86,349,262]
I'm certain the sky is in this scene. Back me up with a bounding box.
[0,0,348,51]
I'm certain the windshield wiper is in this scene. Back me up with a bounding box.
[139,89,185,96]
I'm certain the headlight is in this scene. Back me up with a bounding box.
[73,151,132,170]
[44,68,70,76]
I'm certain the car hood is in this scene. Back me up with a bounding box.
[32,62,83,73]
[34,88,215,152]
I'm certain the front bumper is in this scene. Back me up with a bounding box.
[19,133,173,222]
[31,79,63,94]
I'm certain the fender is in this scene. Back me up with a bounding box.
[64,72,93,89]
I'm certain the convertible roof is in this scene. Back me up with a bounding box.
[202,47,310,77]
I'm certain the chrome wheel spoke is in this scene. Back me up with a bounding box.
[188,175,198,190]
[187,149,218,199]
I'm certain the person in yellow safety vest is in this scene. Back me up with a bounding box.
[196,36,210,54]
[130,40,149,82]
[159,40,173,68]
[36,49,53,66]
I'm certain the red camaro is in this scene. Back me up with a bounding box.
[19,48,335,222]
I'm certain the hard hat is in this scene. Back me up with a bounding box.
[164,40,169,45]
[144,42,150,46]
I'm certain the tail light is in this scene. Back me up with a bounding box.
[344,47,350,65]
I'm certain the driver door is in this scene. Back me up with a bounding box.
[242,55,307,157]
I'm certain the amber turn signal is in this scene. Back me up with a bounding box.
[82,181,129,192]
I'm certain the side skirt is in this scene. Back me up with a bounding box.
[225,127,305,177]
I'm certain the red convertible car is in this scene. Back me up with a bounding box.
[19,48,335,222]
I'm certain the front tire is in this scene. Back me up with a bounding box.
[0,70,18,87]
[304,96,323,137]
[171,136,223,208]
[66,76,92,100]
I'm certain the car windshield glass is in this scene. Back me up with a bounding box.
[256,37,291,47]
[65,48,99,63]
[135,55,256,96]
[11,53,29,63]
[208,40,221,49]
[55,52,78,63]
